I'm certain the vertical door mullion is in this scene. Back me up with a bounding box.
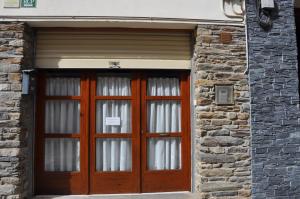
[80,73,89,194]
[35,72,46,193]
[89,74,96,193]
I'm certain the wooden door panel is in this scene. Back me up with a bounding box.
[35,73,89,195]
[142,171,188,192]
[91,173,139,193]
[141,73,191,192]
[89,74,140,194]
[36,173,87,195]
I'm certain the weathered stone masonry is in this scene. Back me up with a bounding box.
[247,0,300,198]
[0,22,34,198]
[193,25,251,198]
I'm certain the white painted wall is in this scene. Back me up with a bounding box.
[0,0,244,23]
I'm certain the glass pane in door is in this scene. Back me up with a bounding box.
[46,77,80,96]
[44,138,80,171]
[147,77,180,96]
[96,138,132,172]
[44,77,81,173]
[147,100,181,133]
[147,138,181,170]
[146,77,182,171]
[45,100,80,134]
[96,100,131,134]
[97,76,131,96]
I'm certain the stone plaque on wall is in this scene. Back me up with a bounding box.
[215,85,234,105]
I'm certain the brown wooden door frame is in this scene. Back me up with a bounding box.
[89,73,141,193]
[35,70,191,195]
[35,72,89,195]
[140,72,191,192]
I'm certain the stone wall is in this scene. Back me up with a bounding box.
[247,1,300,198]
[193,24,251,198]
[0,22,34,198]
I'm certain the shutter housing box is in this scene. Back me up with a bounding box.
[35,29,193,69]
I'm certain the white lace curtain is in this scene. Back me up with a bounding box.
[96,77,132,171]
[147,77,182,170]
[44,77,81,171]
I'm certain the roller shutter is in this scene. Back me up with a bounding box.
[35,29,193,69]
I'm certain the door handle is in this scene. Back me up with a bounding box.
[158,133,169,137]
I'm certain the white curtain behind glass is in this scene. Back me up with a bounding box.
[96,100,131,133]
[44,77,81,171]
[45,100,80,134]
[96,139,132,171]
[147,77,182,170]
[147,77,180,96]
[96,76,132,171]
[45,138,80,171]
[148,138,181,170]
[46,77,80,96]
[97,76,131,96]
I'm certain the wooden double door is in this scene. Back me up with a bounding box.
[35,71,190,195]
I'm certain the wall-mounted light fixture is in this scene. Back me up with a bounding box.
[22,69,35,95]
[256,0,278,30]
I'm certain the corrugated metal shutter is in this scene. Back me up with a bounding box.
[35,29,192,69]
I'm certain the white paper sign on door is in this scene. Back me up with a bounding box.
[105,117,121,126]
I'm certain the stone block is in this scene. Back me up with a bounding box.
[10,84,22,91]
[207,129,230,136]
[211,119,232,126]
[8,73,21,82]
[237,113,250,120]
[1,177,20,185]
[0,184,15,195]
[201,136,244,147]
[200,153,237,163]
[8,40,23,47]
[202,168,234,177]
[227,112,237,120]
[0,84,11,91]
[199,112,214,119]
[239,189,251,197]
[212,191,238,197]
[201,182,242,192]
[0,148,20,157]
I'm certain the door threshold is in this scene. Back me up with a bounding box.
[34,192,198,199]
[94,191,190,195]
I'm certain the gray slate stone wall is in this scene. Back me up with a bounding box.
[0,22,34,198]
[193,24,251,198]
[246,1,300,198]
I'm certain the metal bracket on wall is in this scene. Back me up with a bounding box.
[109,61,121,69]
